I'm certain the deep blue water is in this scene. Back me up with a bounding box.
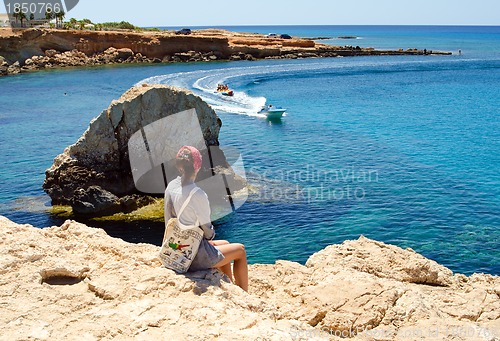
[0,26,499,275]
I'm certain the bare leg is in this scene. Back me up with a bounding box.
[218,263,233,282]
[210,240,232,280]
[209,240,230,246]
[212,243,248,292]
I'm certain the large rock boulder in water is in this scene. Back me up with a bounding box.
[43,84,224,213]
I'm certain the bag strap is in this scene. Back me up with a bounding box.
[177,187,200,220]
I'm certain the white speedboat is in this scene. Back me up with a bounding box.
[258,105,287,119]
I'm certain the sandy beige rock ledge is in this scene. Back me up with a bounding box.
[1,216,499,340]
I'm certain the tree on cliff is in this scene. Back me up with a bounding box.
[78,19,92,30]
[45,10,54,25]
[55,10,65,28]
[12,11,27,27]
[12,11,20,26]
[18,12,27,27]
[63,18,77,30]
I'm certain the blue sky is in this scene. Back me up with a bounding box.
[6,0,500,26]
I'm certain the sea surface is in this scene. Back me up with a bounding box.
[0,26,499,275]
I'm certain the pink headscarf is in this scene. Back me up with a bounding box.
[176,146,202,172]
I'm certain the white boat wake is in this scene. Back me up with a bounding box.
[136,66,270,118]
[135,58,458,118]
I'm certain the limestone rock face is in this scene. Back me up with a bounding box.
[1,216,499,340]
[43,85,222,207]
[305,236,454,286]
[250,237,500,340]
[0,216,315,340]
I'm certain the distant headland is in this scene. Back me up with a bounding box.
[0,26,452,77]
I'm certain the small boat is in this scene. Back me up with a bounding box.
[216,84,234,96]
[259,105,287,119]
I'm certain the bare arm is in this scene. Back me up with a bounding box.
[163,191,176,244]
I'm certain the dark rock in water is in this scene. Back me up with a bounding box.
[174,52,193,61]
[119,194,156,212]
[71,186,157,216]
[71,186,121,216]
[338,36,358,39]
[303,36,332,40]
[43,85,233,215]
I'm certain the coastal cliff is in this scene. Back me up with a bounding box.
[0,28,451,76]
[0,216,498,340]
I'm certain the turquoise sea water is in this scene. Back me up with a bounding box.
[0,26,499,275]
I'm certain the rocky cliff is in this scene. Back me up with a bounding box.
[0,28,451,76]
[43,84,241,216]
[0,216,498,340]
[0,28,318,73]
[0,28,230,63]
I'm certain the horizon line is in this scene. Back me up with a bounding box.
[144,24,500,27]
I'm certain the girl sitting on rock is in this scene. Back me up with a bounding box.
[164,146,248,291]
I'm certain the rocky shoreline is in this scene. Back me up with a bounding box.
[0,28,452,77]
[1,215,499,340]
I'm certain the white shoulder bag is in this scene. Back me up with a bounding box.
[159,188,203,273]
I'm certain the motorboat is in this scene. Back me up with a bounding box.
[258,105,287,119]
